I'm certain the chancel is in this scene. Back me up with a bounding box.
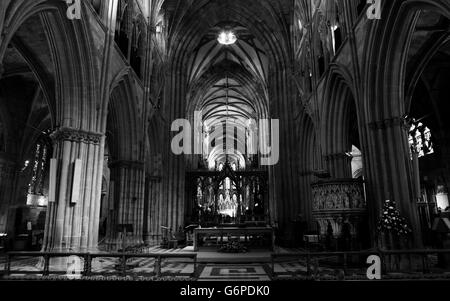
[0,0,450,282]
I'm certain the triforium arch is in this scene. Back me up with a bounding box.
[321,64,360,179]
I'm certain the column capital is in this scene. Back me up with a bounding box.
[324,152,352,161]
[368,116,408,131]
[50,127,103,145]
[108,160,145,170]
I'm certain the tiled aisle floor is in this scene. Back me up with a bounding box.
[198,264,271,281]
[0,247,355,280]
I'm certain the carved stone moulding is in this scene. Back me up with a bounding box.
[313,210,367,237]
[368,116,409,131]
[311,178,367,237]
[50,127,103,145]
[108,160,145,170]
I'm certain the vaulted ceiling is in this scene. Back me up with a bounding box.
[154,0,292,166]
[189,24,269,164]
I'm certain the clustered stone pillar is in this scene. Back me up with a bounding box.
[0,158,16,234]
[43,127,104,252]
[106,160,145,250]
[365,117,422,248]
[325,153,353,179]
[268,66,300,239]
[144,175,162,245]
[161,68,188,232]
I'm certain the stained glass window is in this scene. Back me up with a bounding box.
[26,137,52,206]
[409,122,434,158]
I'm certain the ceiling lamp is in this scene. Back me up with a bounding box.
[218,31,237,45]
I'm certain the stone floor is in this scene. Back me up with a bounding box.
[2,246,450,281]
[0,246,317,280]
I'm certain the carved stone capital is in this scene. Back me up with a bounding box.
[368,117,408,131]
[50,127,103,145]
[109,160,145,170]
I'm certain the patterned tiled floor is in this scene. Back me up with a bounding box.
[0,246,195,278]
[198,264,271,281]
[0,247,364,280]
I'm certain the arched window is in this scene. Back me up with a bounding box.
[409,122,434,158]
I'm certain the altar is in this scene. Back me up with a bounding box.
[193,226,274,251]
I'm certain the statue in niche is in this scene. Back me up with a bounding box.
[332,193,339,209]
[314,194,320,210]
[343,192,350,209]
[335,191,343,209]
[351,186,363,208]
[245,185,250,206]
[196,181,203,206]
[326,193,334,209]
[317,190,325,209]
[207,181,214,206]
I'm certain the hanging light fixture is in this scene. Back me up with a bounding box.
[218,30,237,45]
[218,0,236,45]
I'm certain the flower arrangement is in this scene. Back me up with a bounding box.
[218,241,248,253]
[377,200,412,236]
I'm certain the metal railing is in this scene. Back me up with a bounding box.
[1,251,197,279]
[271,249,450,280]
[3,249,450,280]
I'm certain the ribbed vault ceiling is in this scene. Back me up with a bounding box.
[187,24,269,84]
[158,0,292,166]
[187,23,269,165]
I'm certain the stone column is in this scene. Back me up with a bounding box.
[268,66,300,238]
[144,175,162,245]
[0,157,16,234]
[325,153,353,179]
[160,68,188,232]
[364,117,422,248]
[106,160,145,250]
[43,127,104,252]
